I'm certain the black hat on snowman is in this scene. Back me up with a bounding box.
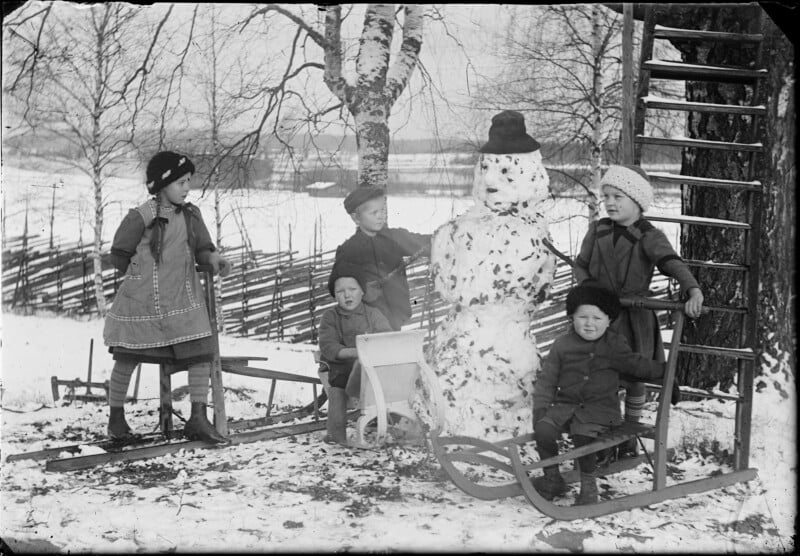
[146,151,196,195]
[479,110,541,154]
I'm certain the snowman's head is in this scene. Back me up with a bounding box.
[473,150,550,214]
[474,111,550,214]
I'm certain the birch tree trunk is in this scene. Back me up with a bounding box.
[589,4,603,221]
[322,4,424,189]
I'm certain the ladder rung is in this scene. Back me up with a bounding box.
[647,213,751,229]
[678,343,756,360]
[644,59,767,83]
[653,25,763,43]
[683,259,748,272]
[636,135,764,152]
[642,95,766,116]
[648,172,762,192]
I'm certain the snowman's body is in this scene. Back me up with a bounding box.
[422,149,556,440]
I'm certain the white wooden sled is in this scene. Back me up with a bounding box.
[353,329,446,446]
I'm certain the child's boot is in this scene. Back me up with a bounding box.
[107,406,138,441]
[184,402,230,444]
[574,471,599,505]
[324,387,348,445]
[532,465,568,500]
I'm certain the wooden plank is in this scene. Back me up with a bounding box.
[45,418,330,472]
[683,259,748,272]
[653,25,763,43]
[679,343,755,360]
[642,95,766,116]
[635,135,764,152]
[647,213,751,230]
[648,171,762,192]
[644,59,767,83]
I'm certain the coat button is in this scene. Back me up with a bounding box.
[584,376,589,380]
[589,353,594,358]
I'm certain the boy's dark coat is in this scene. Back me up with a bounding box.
[334,227,430,330]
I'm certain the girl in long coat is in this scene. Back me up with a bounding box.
[103,151,231,444]
[573,165,703,455]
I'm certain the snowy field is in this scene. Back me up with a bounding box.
[0,161,683,260]
[1,161,794,552]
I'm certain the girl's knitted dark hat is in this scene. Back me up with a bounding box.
[146,151,195,194]
[327,261,368,298]
[566,284,621,321]
[479,110,541,154]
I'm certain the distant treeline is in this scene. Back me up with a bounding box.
[3,129,679,195]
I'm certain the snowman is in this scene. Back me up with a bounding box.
[415,111,556,441]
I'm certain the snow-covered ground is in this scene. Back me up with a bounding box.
[1,161,794,552]
[0,312,795,553]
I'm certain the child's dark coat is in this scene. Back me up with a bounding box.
[573,218,700,361]
[533,329,665,430]
[334,227,430,330]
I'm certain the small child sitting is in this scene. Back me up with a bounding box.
[318,261,392,444]
[334,187,431,331]
[532,285,666,505]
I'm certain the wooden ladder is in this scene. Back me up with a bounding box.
[632,5,766,470]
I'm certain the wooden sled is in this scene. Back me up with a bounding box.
[432,302,758,520]
[354,329,446,447]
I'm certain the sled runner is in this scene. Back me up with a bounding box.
[431,299,758,520]
[6,266,332,470]
[353,329,446,447]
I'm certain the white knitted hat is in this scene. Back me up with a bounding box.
[600,165,653,211]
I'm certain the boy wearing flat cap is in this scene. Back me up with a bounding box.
[335,187,431,331]
[318,261,393,444]
[532,285,667,506]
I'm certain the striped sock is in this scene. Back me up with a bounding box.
[625,394,646,422]
[108,360,138,407]
[187,363,210,403]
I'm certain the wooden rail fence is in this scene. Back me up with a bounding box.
[2,233,672,351]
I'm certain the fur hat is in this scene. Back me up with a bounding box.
[566,284,621,321]
[600,165,653,212]
[343,187,386,214]
[479,110,541,154]
[146,151,195,194]
[327,261,368,298]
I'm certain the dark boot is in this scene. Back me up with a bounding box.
[617,437,639,459]
[324,387,348,445]
[107,406,138,441]
[532,465,569,500]
[184,402,229,444]
[574,471,598,505]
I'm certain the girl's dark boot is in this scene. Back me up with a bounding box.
[324,387,348,445]
[532,465,569,500]
[184,402,229,444]
[107,406,138,441]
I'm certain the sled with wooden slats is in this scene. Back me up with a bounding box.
[431,299,758,520]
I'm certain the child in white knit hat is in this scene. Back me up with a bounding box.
[572,164,703,458]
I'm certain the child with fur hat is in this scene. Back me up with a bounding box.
[103,151,231,444]
[334,187,431,331]
[532,285,666,505]
[318,261,393,444]
[573,164,703,457]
